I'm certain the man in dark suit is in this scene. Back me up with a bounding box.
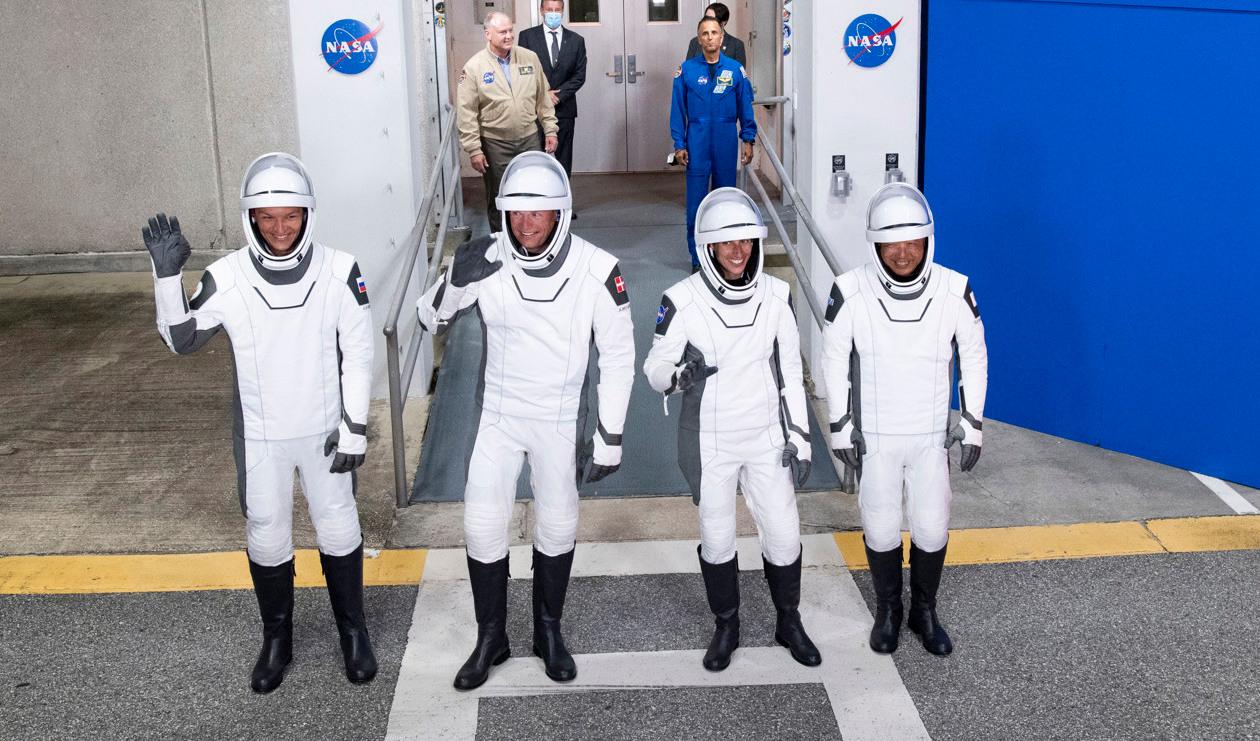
[684,2,746,65]
[519,0,587,184]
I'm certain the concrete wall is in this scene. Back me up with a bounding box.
[0,0,298,263]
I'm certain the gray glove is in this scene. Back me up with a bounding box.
[945,422,982,472]
[781,443,811,488]
[831,413,866,474]
[141,213,191,278]
[324,430,365,474]
[450,241,502,288]
[675,357,718,392]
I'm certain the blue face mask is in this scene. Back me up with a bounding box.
[543,12,563,29]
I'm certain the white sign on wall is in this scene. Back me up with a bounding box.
[289,1,422,396]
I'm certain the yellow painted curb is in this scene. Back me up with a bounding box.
[1145,516,1260,553]
[835,515,1260,570]
[0,549,426,595]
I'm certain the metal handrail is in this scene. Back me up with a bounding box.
[382,104,466,507]
[744,97,857,495]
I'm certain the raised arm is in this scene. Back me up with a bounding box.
[144,213,224,355]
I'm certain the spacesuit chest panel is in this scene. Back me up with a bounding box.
[219,246,340,440]
[855,264,954,434]
[685,281,780,431]
[478,241,597,421]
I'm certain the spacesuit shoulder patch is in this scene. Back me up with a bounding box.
[824,282,843,324]
[603,264,630,307]
[188,270,217,311]
[655,293,677,336]
[346,262,369,307]
[962,281,980,319]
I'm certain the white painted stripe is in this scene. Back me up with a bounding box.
[388,539,925,741]
[420,533,845,581]
[1191,471,1259,515]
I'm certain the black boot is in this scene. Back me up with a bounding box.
[763,550,822,667]
[532,548,577,682]
[453,553,511,690]
[321,543,378,684]
[248,558,294,694]
[697,546,740,671]
[865,539,904,654]
[907,542,953,656]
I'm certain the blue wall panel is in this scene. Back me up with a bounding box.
[924,0,1260,485]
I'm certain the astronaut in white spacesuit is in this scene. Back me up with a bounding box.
[142,152,377,693]
[822,182,987,657]
[644,187,821,672]
[416,151,635,690]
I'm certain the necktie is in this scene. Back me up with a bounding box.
[549,31,559,66]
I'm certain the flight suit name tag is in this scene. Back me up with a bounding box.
[518,65,535,75]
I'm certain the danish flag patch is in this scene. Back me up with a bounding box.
[604,265,630,307]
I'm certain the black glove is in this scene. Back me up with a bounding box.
[324,430,365,474]
[450,241,502,288]
[585,462,620,484]
[831,413,866,475]
[575,438,594,487]
[781,443,811,488]
[945,420,982,472]
[675,357,718,392]
[141,213,191,278]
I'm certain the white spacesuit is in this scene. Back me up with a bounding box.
[143,152,376,694]
[416,151,634,690]
[644,187,820,672]
[822,182,987,658]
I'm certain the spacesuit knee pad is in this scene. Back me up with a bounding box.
[532,508,578,557]
[464,499,511,563]
[246,527,294,568]
[909,510,950,553]
[313,519,362,558]
[758,527,802,568]
[860,509,903,553]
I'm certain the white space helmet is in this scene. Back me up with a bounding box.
[496,151,572,268]
[240,152,317,270]
[695,187,767,302]
[866,182,934,293]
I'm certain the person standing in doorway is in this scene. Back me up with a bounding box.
[457,10,559,230]
[684,3,747,65]
[519,0,587,216]
[670,16,756,271]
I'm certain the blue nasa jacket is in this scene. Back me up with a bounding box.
[669,53,756,154]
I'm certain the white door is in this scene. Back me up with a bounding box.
[569,0,704,173]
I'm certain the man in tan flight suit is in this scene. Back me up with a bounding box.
[458,10,559,229]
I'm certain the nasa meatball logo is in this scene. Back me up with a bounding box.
[322,18,382,75]
[844,14,902,68]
